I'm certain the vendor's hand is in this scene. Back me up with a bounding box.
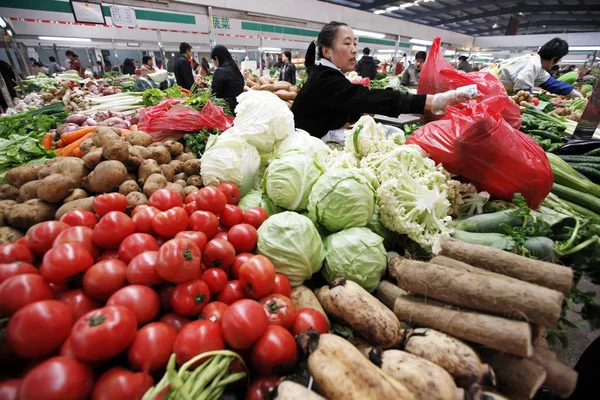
[567,89,584,99]
[431,85,478,115]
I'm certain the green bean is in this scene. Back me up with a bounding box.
[180,356,220,395]
[195,365,229,400]
[189,357,230,398]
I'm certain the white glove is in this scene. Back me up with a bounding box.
[431,84,479,115]
[567,89,584,99]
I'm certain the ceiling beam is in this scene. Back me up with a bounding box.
[464,19,600,34]
[406,0,525,19]
[428,5,590,25]
[357,0,398,10]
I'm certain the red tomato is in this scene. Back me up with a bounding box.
[251,325,297,376]
[148,188,184,211]
[49,281,70,295]
[200,301,228,325]
[0,243,33,264]
[40,243,95,284]
[130,205,147,218]
[175,231,207,252]
[215,280,246,305]
[184,192,197,204]
[94,193,128,216]
[156,238,201,283]
[184,201,199,215]
[188,210,219,239]
[0,262,38,283]
[170,279,210,316]
[217,224,229,233]
[213,232,228,241]
[202,268,228,294]
[227,223,258,253]
[93,212,135,249]
[6,300,73,358]
[221,299,268,350]
[83,259,127,301]
[203,238,236,271]
[217,182,241,205]
[28,221,71,256]
[260,294,296,329]
[15,236,29,247]
[126,251,163,285]
[220,204,244,227]
[60,336,75,358]
[70,305,138,362]
[127,322,177,372]
[60,210,98,229]
[173,320,225,365]
[56,289,103,320]
[19,356,93,400]
[107,285,160,325]
[91,367,153,400]
[231,253,254,280]
[0,379,21,400]
[291,308,329,335]
[53,226,100,259]
[156,284,174,313]
[243,207,269,229]
[532,97,540,106]
[246,376,279,400]
[97,249,119,262]
[159,313,190,332]
[239,255,276,299]
[132,206,160,234]
[118,233,160,263]
[272,274,292,297]
[195,186,227,214]
[152,207,188,238]
[0,274,54,316]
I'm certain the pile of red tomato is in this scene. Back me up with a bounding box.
[0,183,328,400]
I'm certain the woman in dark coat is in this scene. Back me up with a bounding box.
[279,50,296,85]
[210,45,245,113]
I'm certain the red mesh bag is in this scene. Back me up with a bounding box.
[417,37,521,130]
[406,98,552,209]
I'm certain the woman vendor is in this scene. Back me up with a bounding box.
[292,21,475,139]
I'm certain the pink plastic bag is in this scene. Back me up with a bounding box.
[349,77,370,88]
[418,37,521,130]
[138,99,234,142]
[406,98,552,209]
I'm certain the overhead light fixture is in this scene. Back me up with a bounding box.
[127,43,140,47]
[386,6,400,12]
[400,3,416,8]
[570,46,600,51]
[492,22,499,28]
[377,49,396,53]
[0,18,6,28]
[474,56,494,60]
[258,47,281,52]
[409,38,433,46]
[39,36,91,42]
[560,59,585,62]
[7,29,12,36]
[171,53,175,56]
[229,49,247,53]
[354,29,386,39]
[411,45,427,52]
[472,53,492,56]
[519,12,524,15]
[373,10,386,14]
[444,49,456,55]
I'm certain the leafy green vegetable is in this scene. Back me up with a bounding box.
[237,189,282,216]
[164,85,186,99]
[142,88,164,107]
[402,123,422,138]
[558,71,578,84]
[185,90,230,115]
[184,128,220,157]
[500,193,551,258]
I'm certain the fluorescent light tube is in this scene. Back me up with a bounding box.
[377,49,396,53]
[400,3,416,8]
[386,6,400,11]
[354,29,386,39]
[259,47,281,52]
[229,49,248,53]
[411,45,427,51]
[39,36,91,42]
[373,10,386,14]
[410,38,433,46]
[445,49,456,55]
[570,46,600,51]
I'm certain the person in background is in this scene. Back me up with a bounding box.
[211,45,245,113]
[279,51,297,85]
[140,55,154,77]
[549,65,560,77]
[568,65,576,72]
[0,60,16,111]
[174,43,195,89]
[492,38,583,98]
[394,55,405,76]
[122,58,136,75]
[355,47,377,79]
[401,51,426,88]
[199,58,211,77]
[135,61,141,69]
[64,50,75,69]
[273,56,284,69]
[48,56,64,76]
[156,59,163,70]
[457,55,472,72]
[68,52,84,77]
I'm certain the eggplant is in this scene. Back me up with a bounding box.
[558,139,600,155]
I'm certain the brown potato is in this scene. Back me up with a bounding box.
[183,159,201,176]
[124,131,153,147]
[0,184,19,201]
[134,145,151,159]
[63,188,88,203]
[0,200,17,217]
[143,174,168,197]
[125,172,137,182]
[83,148,103,169]
[19,180,40,201]
[187,175,202,187]
[163,140,184,158]
[102,139,130,162]
[173,172,188,182]
[126,192,148,212]
[175,180,187,188]
[37,174,75,203]
[160,164,175,182]
[147,146,171,164]
[166,183,185,201]
[138,159,162,186]
[126,146,144,171]
[119,180,141,196]
[168,160,184,174]
[0,226,24,244]
[79,139,95,156]
[55,197,95,219]
[8,199,58,229]
[38,157,87,187]
[85,160,128,193]
[6,164,44,188]
[176,152,195,162]
[92,127,121,147]
[184,186,199,196]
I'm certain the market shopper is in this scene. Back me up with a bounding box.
[457,55,472,72]
[488,38,583,98]
[140,55,154,77]
[64,50,75,69]
[122,58,136,75]
[401,51,426,88]
[48,56,64,76]
[355,47,377,79]
[199,58,211,77]
[211,45,245,113]
[279,51,297,85]
[174,43,195,90]
[292,21,475,139]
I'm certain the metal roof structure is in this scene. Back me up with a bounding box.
[320,0,600,36]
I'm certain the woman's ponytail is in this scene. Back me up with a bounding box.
[305,41,317,70]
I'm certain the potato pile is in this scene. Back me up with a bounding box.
[0,127,202,243]
[511,90,536,109]
[245,76,298,109]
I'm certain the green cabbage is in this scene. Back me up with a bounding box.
[558,71,577,84]
[200,134,260,196]
[257,211,325,286]
[322,227,387,292]
[308,168,376,232]
[238,189,282,216]
[262,150,324,211]
[274,129,331,160]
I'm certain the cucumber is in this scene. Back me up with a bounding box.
[527,129,561,141]
[584,147,600,157]
[558,155,600,164]
[451,230,516,251]
[560,199,600,222]
[571,165,600,184]
[455,210,523,234]
[551,183,600,214]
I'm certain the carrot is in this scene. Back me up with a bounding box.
[42,133,53,150]
[56,140,65,148]
[118,129,132,136]
[56,132,93,157]
[72,147,83,158]
[129,125,138,132]
[60,126,97,145]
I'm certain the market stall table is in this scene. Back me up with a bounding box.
[374,113,421,127]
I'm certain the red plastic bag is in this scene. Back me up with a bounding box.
[418,37,521,130]
[349,77,370,88]
[406,98,552,209]
[138,99,234,142]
